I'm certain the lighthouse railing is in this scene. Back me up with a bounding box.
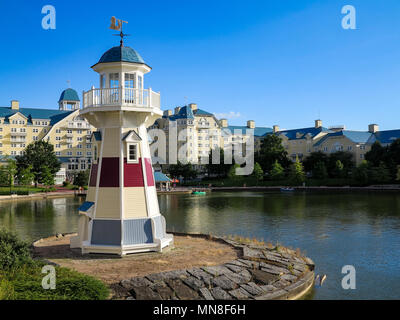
[83,87,160,109]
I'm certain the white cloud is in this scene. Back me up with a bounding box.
[214,111,241,119]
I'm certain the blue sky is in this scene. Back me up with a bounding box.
[0,0,400,130]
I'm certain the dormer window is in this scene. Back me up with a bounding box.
[127,143,138,163]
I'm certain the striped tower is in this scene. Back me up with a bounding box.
[70,41,173,255]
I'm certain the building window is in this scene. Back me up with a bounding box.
[360,154,364,159]
[56,129,61,133]
[360,145,366,150]
[127,143,138,163]
[56,152,61,156]
[125,73,136,88]
[56,144,60,148]
[110,73,119,88]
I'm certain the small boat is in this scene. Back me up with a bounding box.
[280,187,295,192]
[192,191,206,195]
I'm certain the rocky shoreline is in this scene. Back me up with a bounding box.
[111,235,315,300]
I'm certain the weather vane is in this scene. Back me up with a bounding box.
[109,16,130,46]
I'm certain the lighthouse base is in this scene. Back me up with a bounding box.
[70,215,174,256]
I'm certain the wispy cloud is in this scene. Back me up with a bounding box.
[214,111,241,119]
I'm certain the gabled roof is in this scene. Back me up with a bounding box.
[223,126,273,137]
[275,127,331,140]
[78,201,95,212]
[154,172,171,183]
[373,129,400,145]
[314,130,372,147]
[122,130,142,141]
[91,131,102,141]
[0,107,74,125]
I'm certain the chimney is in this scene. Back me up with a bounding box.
[11,100,19,110]
[220,119,228,128]
[315,119,322,128]
[368,124,379,133]
[174,107,181,115]
[189,103,198,111]
[273,125,280,133]
[247,120,255,129]
[163,109,172,117]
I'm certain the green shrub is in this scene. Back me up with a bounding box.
[0,229,31,270]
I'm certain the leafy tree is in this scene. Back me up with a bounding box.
[327,152,355,178]
[288,156,305,185]
[16,141,61,187]
[313,161,328,179]
[41,166,55,189]
[397,165,400,182]
[206,148,231,178]
[333,160,345,178]
[365,142,387,167]
[74,170,89,187]
[270,160,285,180]
[252,162,264,182]
[352,160,369,185]
[303,152,329,173]
[1,157,17,193]
[369,162,391,184]
[228,164,240,180]
[17,165,34,189]
[181,163,197,181]
[257,134,290,172]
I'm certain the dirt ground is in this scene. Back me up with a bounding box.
[33,234,240,284]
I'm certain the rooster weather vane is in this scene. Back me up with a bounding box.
[110,16,130,46]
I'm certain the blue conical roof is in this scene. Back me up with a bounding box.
[98,46,146,64]
[59,88,80,102]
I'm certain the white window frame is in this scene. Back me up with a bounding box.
[127,143,139,163]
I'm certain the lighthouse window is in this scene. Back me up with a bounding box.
[124,73,136,88]
[138,76,143,89]
[109,73,119,88]
[127,143,138,163]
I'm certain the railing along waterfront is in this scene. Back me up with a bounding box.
[83,87,160,109]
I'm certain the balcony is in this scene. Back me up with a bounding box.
[82,87,160,109]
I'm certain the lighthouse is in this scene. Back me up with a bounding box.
[70,29,173,255]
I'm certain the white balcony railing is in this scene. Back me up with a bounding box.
[83,87,160,109]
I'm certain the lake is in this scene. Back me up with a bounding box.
[1,191,400,300]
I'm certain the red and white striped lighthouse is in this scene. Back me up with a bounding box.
[70,38,173,255]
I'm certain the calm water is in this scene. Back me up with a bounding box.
[1,191,400,300]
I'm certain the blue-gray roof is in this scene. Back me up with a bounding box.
[194,109,213,116]
[314,130,373,147]
[372,130,400,145]
[92,131,102,141]
[166,106,195,120]
[154,172,171,182]
[0,107,74,125]
[58,88,80,102]
[224,126,273,137]
[78,201,95,212]
[275,127,331,140]
[97,46,146,65]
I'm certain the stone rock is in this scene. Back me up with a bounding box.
[199,288,214,300]
[162,269,189,280]
[229,288,253,300]
[225,260,249,268]
[243,247,263,260]
[186,268,213,286]
[251,269,280,285]
[260,262,288,275]
[255,289,288,300]
[224,272,249,285]
[292,263,308,273]
[153,282,176,300]
[183,276,205,291]
[237,259,255,267]
[126,296,135,300]
[259,284,276,292]
[166,279,199,300]
[240,282,264,296]
[238,269,253,282]
[202,265,232,277]
[131,287,161,300]
[110,283,130,298]
[272,279,291,289]
[212,275,238,290]
[121,277,152,289]
[281,274,298,283]
[224,264,245,273]
[210,287,232,300]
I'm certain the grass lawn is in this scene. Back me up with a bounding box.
[0,186,46,195]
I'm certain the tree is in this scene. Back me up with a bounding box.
[303,152,329,173]
[270,160,285,180]
[1,157,17,193]
[288,156,305,185]
[228,164,240,180]
[252,162,264,182]
[206,148,231,178]
[333,160,345,178]
[74,170,90,187]
[369,161,391,184]
[328,151,355,178]
[365,142,387,167]
[17,165,34,189]
[352,160,369,185]
[257,134,290,173]
[16,141,60,187]
[313,161,328,179]
[41,166,55,190]
[397,166,400,182]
